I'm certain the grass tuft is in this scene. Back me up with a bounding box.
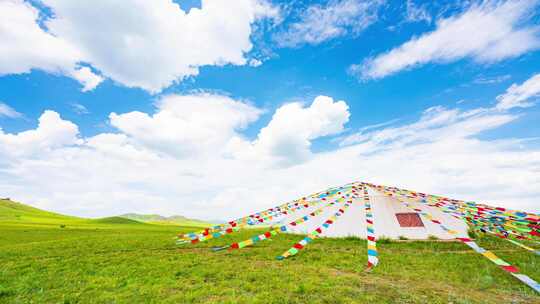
[468,228,478,239]
[377,236,392,244]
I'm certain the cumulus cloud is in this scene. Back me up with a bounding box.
[274,0,383,47]
[0,91,539,219]
[109,94,262,157]
[0,110,80,158]
[353,0,540,79]
[496,73,540,110]
[229,96,350,166]
[0,0,102,91]
[0,0,278,93]
[70,67,104,92]
[0,102,21,118]
[44,0,279,92]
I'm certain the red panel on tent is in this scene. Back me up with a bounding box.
[395,213,424,227]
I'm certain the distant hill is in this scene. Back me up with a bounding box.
[120,213,211,227]
[0,198,81,223]
[94,216,146,225]
[0,198,208,227]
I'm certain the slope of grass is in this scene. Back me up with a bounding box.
[0,199,159,230]
[0,200,538,303]
[0,199,80,223]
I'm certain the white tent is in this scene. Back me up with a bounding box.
[277,188,469,240]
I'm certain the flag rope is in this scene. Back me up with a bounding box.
[363,186,378,270]
[276,195,354,260]
[178,185,354,244]
[478,227,540,255]
[215,192,355,251]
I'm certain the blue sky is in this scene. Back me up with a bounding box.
[0,0,539,218]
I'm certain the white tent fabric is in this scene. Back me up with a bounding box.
[275,188,468,239]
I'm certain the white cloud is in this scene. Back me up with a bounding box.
[70,102,89,115]
[230,95,350,166]
[0,92,539,220]
[473,74,511,85]
[43,0,278,93]
[70,67,104,92]
[0,102,21,118]
[274,0,383,47]
[0,0,278,93]
[0,0,102,91]
[0,0,79,72]
[353,0,540,79]
[109,94,262,157]
[0,110,81,158]
[248,58,263,67]
[496,73,540,110]
[404,0,432,24]
[340,106,517,150]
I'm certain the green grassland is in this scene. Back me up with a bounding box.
[0,199,538,303]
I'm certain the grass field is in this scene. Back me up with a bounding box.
[0,199,538,303]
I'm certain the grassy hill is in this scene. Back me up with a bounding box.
[93,216,147,225]
[0,199,538,303]
[120,213,211,227]
[0,198,82,224]
[0,199,162,229]
[0,199,209,228]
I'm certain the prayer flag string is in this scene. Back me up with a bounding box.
[276,197,354,260]
[178,185,354,244]
[363,186,378,270]
[218,193,355,251]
